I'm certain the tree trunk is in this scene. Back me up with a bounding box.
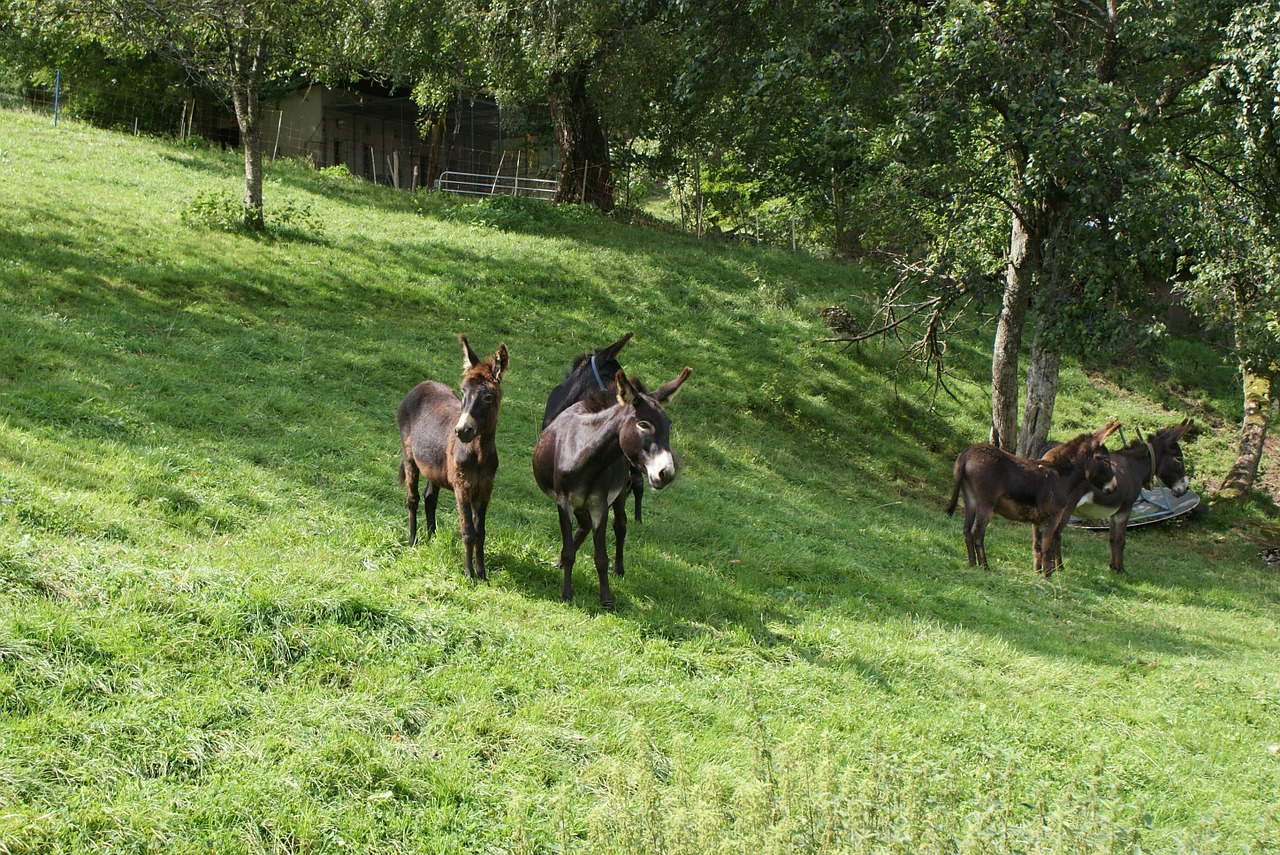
[990,211,1038,451]
[1218,369,1274,501]
[549,66,614,213]
[234,95,265,230]
[1016,311,1062,458]
[230,35,268,231]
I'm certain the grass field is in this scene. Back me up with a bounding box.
[1,108,1278,853]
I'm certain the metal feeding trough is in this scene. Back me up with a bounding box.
[1068,486,1201,529]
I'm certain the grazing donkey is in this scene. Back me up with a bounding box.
[533,367,691,609]
[540,332,646,522]
[946,421,1120,576]
[1047,419,1193,573]
[398,335,509,579]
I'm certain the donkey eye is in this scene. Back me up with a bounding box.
[637,420,655,435]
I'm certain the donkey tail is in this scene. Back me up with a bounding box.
[946,458,964,516]
[397,459,406,486]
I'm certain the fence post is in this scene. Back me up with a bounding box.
[53,69,61,126]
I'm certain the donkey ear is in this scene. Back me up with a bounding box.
[1172,418,1194,441]
[652,366,693,403]
[602,332,633,360]
[491,343,509,382]
[459,334,481,372]
[1095,419,1121,444]
[615,370,638,406]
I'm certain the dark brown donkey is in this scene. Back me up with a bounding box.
[540,332,645,522]
[1046,419,1193,573]
[398,335,509,579]
[946,421,1120,576]
[533,366,691,609]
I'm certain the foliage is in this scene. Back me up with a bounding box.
[0,109,1276,853]
[182,186,323,236]
[1179,1,1280,378]
[443,192,596,233]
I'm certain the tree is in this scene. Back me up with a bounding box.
[405,0,675,212]
[1180,1,1280,500]
[661,0,905,252]
[890,0,1235,454]
[20,0,349,229]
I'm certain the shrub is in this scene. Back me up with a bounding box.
[445,193,601,234]
[181,188,323,237]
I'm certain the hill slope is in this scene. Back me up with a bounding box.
[1,109,1277,853]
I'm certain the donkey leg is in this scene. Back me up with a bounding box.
[557,506,577,602]
[593,523,615,611]
[1036,518,1064,578]
[473,500,488,581]
[971,512,991,569]
[611,493,628,577]
[458,498,478,580]
[403,462,421,546]
[962,507,980,567]
[961,508,974,565]
[1109,513,1130,574]
[1046,508,1074,576]
[630,465,644,523]
[421,483,440,541]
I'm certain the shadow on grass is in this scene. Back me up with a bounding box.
[4,179,1275,686]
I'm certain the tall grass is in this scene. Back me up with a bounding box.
[1,108,1277,853]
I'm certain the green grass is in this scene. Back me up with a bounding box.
[1,108,1278,853]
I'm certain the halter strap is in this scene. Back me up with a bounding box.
[1145,440,1157,489]
[589,354,608,391]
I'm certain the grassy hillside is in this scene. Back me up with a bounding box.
[1,108,1277,853]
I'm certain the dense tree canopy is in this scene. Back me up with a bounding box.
[1177,1,1280,497]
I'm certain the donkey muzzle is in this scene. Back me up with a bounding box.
[646,450,679,490]
[454,413,478,443]
[1169,476,1189,497]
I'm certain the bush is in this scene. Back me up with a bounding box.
[444,193,599,234]
[318,164,354,180]
[181,188,323,237]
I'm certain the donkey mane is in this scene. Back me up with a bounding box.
[577,377,651,413]
[1040,430,1099,468]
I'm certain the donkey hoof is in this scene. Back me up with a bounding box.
[600,600,615,612]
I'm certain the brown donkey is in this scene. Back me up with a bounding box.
[946,421,1120,576]
[398,335,509,579]
[533,367,691,610]
[1047,419,1193,573]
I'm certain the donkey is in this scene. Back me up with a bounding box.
[541,332,645,522]
[397,335,509,580]
[946,421,1120,576]
[533,366,692,609]
[1047,419,1193,574]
